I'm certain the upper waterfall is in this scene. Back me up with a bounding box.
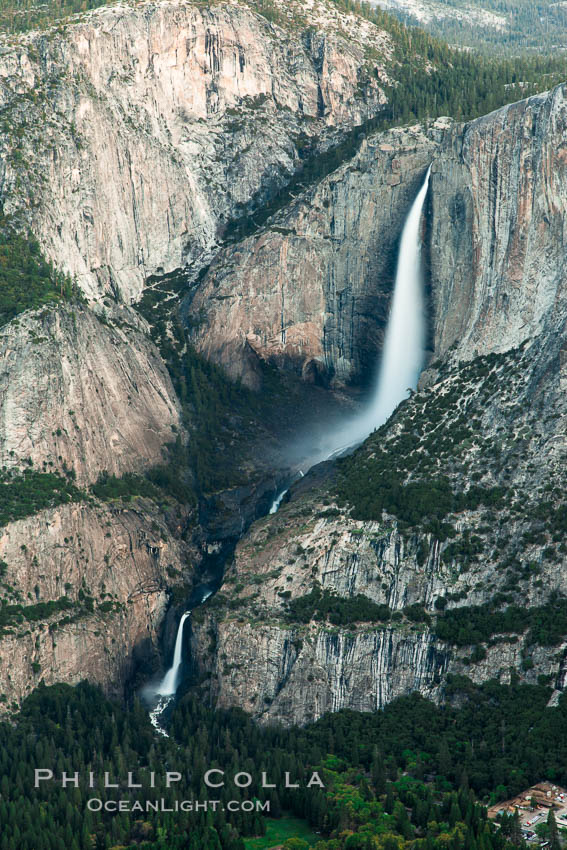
[270,165,431,511]
[354,164,431,438]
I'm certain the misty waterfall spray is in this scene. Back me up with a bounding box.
[270,163,432,504]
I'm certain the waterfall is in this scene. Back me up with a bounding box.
[269,488,288,514]
[354,163,431,436]
[146,167,432,732]
[147,593,214,735]
[157,611,190,696]
[270,165,431,510]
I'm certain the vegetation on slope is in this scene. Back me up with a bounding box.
[373,0,567,55]
[0,468,84,527]
[1,677,567,848]
[90,472,167,504]
[0,219,80,328]
[335,347,528,536]
[0,0,111,32]
[138,271,290,496]
[434,595,567,647]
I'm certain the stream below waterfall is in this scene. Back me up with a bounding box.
[144,165,431,732]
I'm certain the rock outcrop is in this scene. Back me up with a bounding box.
[0,303,180,486]
[0,0,392,301]
[187,83,567,391]
[429,84,567,363]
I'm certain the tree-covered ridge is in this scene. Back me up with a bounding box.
[373,0,567,55]
[1,677,567,848]
[90,472,168,504]
[0,221,80,328]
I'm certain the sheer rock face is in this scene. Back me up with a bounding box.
[187,125,438,388]
[429,84,567,362]
[189,500,457,724]
[0,0,390,302]
[0,499,195,711]
[194,619,450,726]
[0,304,180,486]
[0,303,189,712]
[2,0,567,721]
[188,83,567,389]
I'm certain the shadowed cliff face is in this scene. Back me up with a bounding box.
[0,0,390,302]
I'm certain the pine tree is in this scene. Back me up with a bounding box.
[510,809,523,847]
[548,809,560,850]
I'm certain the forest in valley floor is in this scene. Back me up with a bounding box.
[1,677,567,850]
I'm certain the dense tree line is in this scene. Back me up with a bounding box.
[0,468,84,527]
[0,0,112,31]
[435,593,567,647]
[90,473,165,504]
[2,677,567,848]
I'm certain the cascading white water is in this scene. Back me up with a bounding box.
[347,163,431,441]
[157,611,190,696]
[269,489,288,514]
[269,165,431,511]
[147,590,215,735]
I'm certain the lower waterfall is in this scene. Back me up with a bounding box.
[147,589,213,735]
[158,611,191,697]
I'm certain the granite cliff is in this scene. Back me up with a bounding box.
[0,0,391,302]
[188,83,567,724]
[186,124,439,388]
[191,333,567,725]
[1,0,567,722]
[0,302,180,485]
[186,83,567,391]
[0,301,197,711]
